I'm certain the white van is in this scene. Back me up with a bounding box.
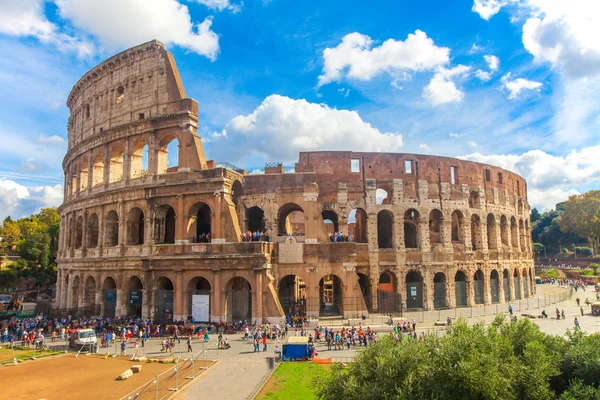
[69,328,98,350]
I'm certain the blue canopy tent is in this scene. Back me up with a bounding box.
[282,336,311,361]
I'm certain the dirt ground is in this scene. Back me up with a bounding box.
[1,354,212,400]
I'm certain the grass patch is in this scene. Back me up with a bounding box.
[256,362,329,400]
[539,268,561,279]
[0,346,63,365]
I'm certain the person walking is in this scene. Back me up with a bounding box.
[574,317,581,331]
[262,335,267,352]
[508,304,513,316]
[580,306,584,316]
[120,340,127,356]
[187,336,193,352]
[561,309,566,319]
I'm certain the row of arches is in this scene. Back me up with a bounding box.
[67,135,180,197]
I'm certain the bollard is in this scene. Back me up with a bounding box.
[155,378,159,399]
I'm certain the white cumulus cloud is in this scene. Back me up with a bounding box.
[212,95,403,164]
[55,0,220,60]
[472,0,511,20]
[317,30,450,86]
[422,65,470,106]
[501,73,542,99]
[0,180,63,221]
[194,0,241,13]
[39,134,65,145]
[475,70,492,81]
[484,55,500,71]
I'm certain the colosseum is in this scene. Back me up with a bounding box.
[55,40,535,323]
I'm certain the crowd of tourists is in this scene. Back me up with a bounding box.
[241,231,266,242]
[328,232,353,242]
[196,232,212,243]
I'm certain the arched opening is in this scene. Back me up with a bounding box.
[87,213,99,248]
[322,210,339,236]
[404,209,419,249]
[511,217,518,248]
[519,220,526,250]
[471,214,482,250]
[474,269,484,304]
[155,277,174,323]
[70,275,80,310]
[127,207,145,245]
[102,277,117,318]
[105,210,119,247]
[158,136,179,174]
[490,270,500,303]
[130,141,149,179]
[433,272,447,309]
[468,191,480,208]
[231,180,243,207]
[109,146,124,183]
[523,269,529,297]
[155,205,176,244]
[357,273,371,312]
[70,164,78,195]
[378,271,399,314]
[247,206,265,233]
[377,210,394,248]
[127,276,143,317]
[376,188,389,205]
[80,158,89,191]
[500,215,509,246]
[278,203,305,236]
[454,271,467,307]
[225,277,252,323]
[429,209,443,245]
[92,152,104,187]
[278,275,306,317]
[451,211,464,243]
[503,269,510,301]
[349,208,368,243]
[196,204,212,243]
[83,276,96,315]
[406,271,423,309]
[187,277,211,322]
[75,216,83,249]
[525,220,530,251]
[319,274,343,316]
[513,269,522,299]
[487,214,498,250]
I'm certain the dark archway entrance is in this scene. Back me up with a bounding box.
[319,274,343,316]
[490,270,500,303]
[357,273,371,312]
[433,272,447,309]
[455,271,467,307]
[474,270,484,304]
[514,269,522,299]
[503,269,510,301]
[405,271,423,309]
[127,276,143,317]
[196,204,211,242]
[404,209,419,248]
[377,211,393,248]
[322,210,339,235]
[102,277,117,318]
[155,277,174,323]
[278,275,306,317]
[350,208,368,243]
[247,206,265,233]
[83,276,96,315]
[378,271,400,314]
[226,277,252,323]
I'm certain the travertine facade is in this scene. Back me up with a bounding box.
[56,41,535,323]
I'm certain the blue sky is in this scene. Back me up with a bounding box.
[0,0,599,219]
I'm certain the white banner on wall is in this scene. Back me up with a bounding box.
[192,295,210,322]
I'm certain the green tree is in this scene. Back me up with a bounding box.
[560,191,600,255]
[0,270,16,290]
[0,218,21,255]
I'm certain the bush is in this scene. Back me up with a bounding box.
[575,247,593,257]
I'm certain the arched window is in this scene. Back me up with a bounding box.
[105,210,119,247]
[404,209,419,249]
[158,136,179,174]
[127,207,145,245]
[377,210,393,248]
[92,152,104,187]
[109,146,124,183]
[79,158,89,191]
[500,215,509,246]
[130,141,149,179]
[247,206,265,233]
[451,210,463,243]
[471,214,482,250]
[87,213,99,248]
[510,217,518,248]
[75,216,83,249]
[349,208,368,243]
[487,214,498,250]
[278,203,304,236]
[155,206,176,244]
[429,209,443,244]
[322,210,339,236]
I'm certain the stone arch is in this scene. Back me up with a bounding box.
[451,210,464,243]
[79,157,89,191]
[225,277,252,323]
[278,275,307,317]
[102,276,117,318]
[231,180,243,206]
[278,203,304,236]
[155,205,176,244]
[155,276,175,323]
[319,274,343,316]
[405,270,423,309]
[130,140,149,179]
[378,271,399,314]
[187,276,212,322]
[109,145,124,183]
[247,206,266,233]
[349,208,368,243]
[513,269,522,299]
[429,209,443,245]
[70,275,80,310]
[404,209,420,249]
[377,210,394,248]
[322,209,339,236]
[83,276,97,315]
[474,269,484,304]
[433,272,447,309]
[487,214,498,250]
[471,214,483,250]
[127,275,144,317]
[188,202,212,243]
[87,213,99,248]
[500,215,509,246]
[92,152,104,187]
[490,269,500,303]
[503,269,510,302]
[127,207,145,245]
[510,217,518,248]
[104,210,119,247]
[454,270,467,307]
[157,134,180,174]
[75,215,83,249]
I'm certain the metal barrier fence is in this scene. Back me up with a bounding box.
[119,341,219,400]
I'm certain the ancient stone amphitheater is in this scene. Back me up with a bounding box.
[55,40,535,323]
